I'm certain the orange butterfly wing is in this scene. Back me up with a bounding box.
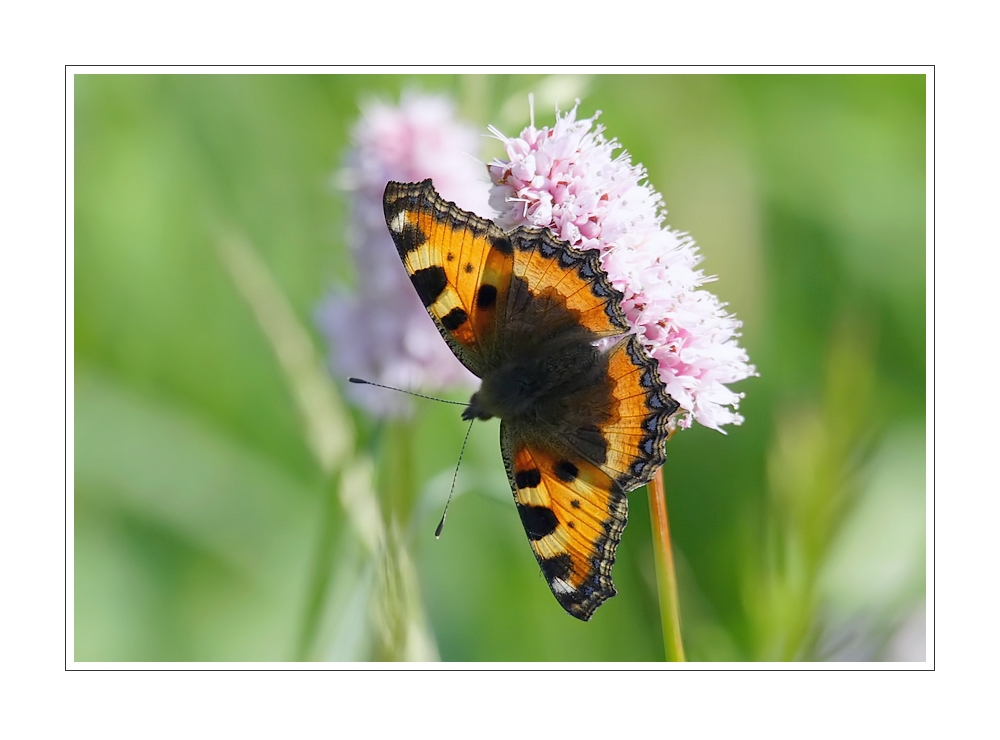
[383,179,513,378]
[500,425,629,619]
[383,179,679,621]
[503,224,629,340]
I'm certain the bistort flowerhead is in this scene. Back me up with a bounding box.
[316,93,490,417]
[487,103,755,431]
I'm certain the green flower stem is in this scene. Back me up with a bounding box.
[648,467,685,662]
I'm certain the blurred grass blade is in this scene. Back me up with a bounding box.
[216,231,392,659]
[371,519,439,662]
[215,231,351,474]
[748,314,882,660]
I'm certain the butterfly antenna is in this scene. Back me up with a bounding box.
[348,377,468,407]
[435,419,475,539]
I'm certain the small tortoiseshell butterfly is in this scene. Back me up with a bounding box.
[383,179,679,620]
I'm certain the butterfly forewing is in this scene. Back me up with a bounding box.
[507,227,629,340]
[383,179,514,377]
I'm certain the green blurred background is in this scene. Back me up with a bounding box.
[74,74,926,662]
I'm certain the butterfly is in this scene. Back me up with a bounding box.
[382,179,679,620]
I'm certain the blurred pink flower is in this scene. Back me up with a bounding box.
[316,93,490,417]
[488,103,755,431]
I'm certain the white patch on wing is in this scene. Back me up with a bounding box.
[550,578,576,594]
[389,210,408,233]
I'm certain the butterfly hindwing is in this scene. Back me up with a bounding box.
[496,336,677,621]
[383,179,514,377]
[501,421,627,621]
[587,336,679,490]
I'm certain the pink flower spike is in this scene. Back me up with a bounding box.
[488,103,756,432]
[316,93,490,418]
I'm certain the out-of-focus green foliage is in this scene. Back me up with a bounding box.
[74,74,926,662]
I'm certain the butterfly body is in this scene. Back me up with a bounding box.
[463,322,607,424]
[383,180,678,620]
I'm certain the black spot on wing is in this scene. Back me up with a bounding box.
[393,224,426,257]
[515,468,542,489]
[410,266,447,307]
[555,460,579,482]
[540,553,572,582]
[490,234,513,255]
[517,504,558,541]
[476,284,497,309]
[441,307,468,331]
